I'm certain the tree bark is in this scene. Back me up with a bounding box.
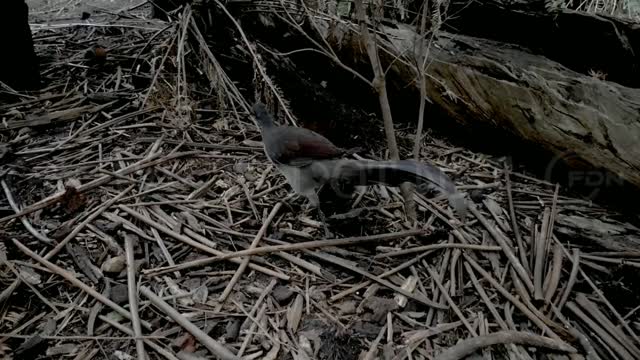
[219,2,640,193]
[314,22,640,189]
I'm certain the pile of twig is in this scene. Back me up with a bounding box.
[1,3,639,360]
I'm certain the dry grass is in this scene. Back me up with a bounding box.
[0,2,640,360]
[561,0,640,19]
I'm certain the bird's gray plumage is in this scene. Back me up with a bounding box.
[252,101,467,218]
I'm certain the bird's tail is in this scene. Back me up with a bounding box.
[313,159,467,218]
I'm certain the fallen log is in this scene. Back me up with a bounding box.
[374,26,640,188]
[240,9,640,193]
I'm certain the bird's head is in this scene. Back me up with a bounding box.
[252,101,275,130]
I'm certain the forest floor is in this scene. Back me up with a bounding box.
[1,2,640,360]
[27,0,141,20]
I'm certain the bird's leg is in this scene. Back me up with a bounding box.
[283,192,304,204]
[317,207,333,239]
[305,191,333,239]
[341,146,365,157]
[277,192,300,214]
[320,178,357,219]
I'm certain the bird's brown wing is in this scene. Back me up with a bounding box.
[265,126,345,167]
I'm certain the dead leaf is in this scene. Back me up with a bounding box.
[215,179,229,189]
[336,300,357,315]
[299,334,314,356]
[113,350,134,360]
[394,275,417,308]
[164,276,194,306]
[262,341,280,360]
[192,285,208,304]
[18,265,41,285]
[287,294,304,333]
[101,255,126,273]
[180,211,204,233]
[60,181,86,214]
[46,343,77,356]
[212,118,228,130]
[272,285,294,304]
[174,333,197,353]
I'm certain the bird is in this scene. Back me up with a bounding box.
[251,101,467,233]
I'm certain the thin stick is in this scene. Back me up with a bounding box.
[146,229,426,275]
[469,204,534,293]
[375,243,501,258]
[534,207,551,300]
[1,179,52,243]
[120,205,288,280]
[12,239,152,330]
[566,301,635,360]
[575,293,640,357]
[45,185,135,260]
[239,279,277,333]
[140,27,178,109]
[125,234,147,360]
[363,321,386,360]
[555,249,580,311]
[0,150,199,224]
[426,266,476,336]
[140,207,180,278]
[217,202,282,303]
[411,0,431,162]
[139,286,239,360]
[98,315,180,360]
[463,253,560,341]
[238,303,267,356]
[548,304,603,360]
[556,235,640,343]
[352,0,417,221]
[505,169,530,273]
[436,331,577,360]
[464,262,509,330]
[544,243,564,303]
[312,251,445,309]
[331,249,434,302]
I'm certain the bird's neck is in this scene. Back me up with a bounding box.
[254,108,276,129]
[259,122,275,130]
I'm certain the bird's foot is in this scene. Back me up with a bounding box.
[321,223,334,239]
[282,193,307,214]
[283,192,303,205]
[317,208,334,239]
[299,192,334,238]
[342,146,365,156]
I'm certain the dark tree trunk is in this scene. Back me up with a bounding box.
[0,0,40,92]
